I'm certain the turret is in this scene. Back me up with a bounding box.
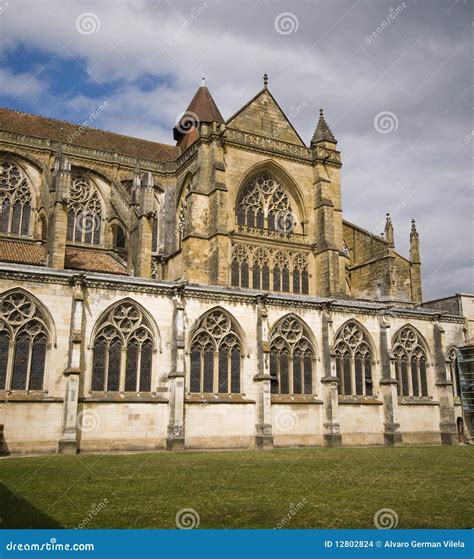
[310,109,344,296]
[410,218,422,302]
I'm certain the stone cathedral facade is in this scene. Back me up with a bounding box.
[0,79,467,454]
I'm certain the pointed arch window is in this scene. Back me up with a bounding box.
[91,302,155,392]
[0,290,49,391]
[252,248,270,290]
[335,322,374,396]
[0,159,33,237]
[67,175,102,245]
[189,310,242,394]
[270,316,314,395]
[231,244,250,288]
[393,326,428,398]
[236,173,297,234]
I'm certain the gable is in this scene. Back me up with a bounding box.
[226,89,305,146]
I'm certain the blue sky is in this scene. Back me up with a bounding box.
[0,0,472,299]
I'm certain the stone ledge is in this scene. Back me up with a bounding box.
[80,394,168,403]
[398,398,439,406]
[271,396,322,405]
[338,397,383,405]
[185,394,255,404]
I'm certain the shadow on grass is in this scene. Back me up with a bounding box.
[0,483,63,529]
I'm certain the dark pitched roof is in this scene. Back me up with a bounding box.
[0,239,128,275]
[65,247,128,275]
[185,85,224,124]
[311,109,337,145]
[0,239,46,266]
[0,107,179,163]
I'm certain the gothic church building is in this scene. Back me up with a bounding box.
[0,79,466,453]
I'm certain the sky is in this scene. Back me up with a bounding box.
[0,0,472,300]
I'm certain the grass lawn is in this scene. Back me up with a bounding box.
[0,446,473,529]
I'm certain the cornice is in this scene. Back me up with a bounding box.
[0,263,465,324]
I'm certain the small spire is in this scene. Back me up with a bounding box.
[385,213,394,248]
[410,218,418,237]
[201,74,206,87]
[311,108,337,146]
[263,73,268,88]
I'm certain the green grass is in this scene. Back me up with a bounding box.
[0,446,473,529]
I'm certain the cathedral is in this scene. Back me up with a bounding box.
[0,77,467,454]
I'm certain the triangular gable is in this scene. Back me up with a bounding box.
[226,89,305,147]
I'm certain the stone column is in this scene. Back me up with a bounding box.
[378,312,402,446]
[433,321,457,445]
[321,306,342,446]
[58,274,84,453]
[166,284,186,450]
[47,150,70,269]
[254,295,273,448]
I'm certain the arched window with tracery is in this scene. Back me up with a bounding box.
[236,173,297,233]
[189,309,242,394]
[0,290,49,391]
[252,247,270,290]
[335,321,374,396]
[67,174,102,245]
[270,315,314,395]
[91,301,155,392]
[231,244,250,288]
[292,253,309,294]
[393,326,428,397]
[0,159,33,237]
[447,347,461,399]
[273,250,290,293]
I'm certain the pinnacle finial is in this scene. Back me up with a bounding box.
[319,108,324,116]
[201,74,206,87]
[386,212,391,222]
[263,73,268,88]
